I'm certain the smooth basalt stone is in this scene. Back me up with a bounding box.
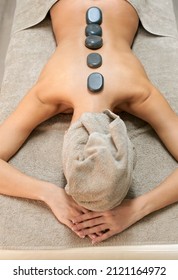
[86,7,102,25]
[87,53,102,68]
[87,73,104,93]
[85,24,102,36]
[85,35,103,50]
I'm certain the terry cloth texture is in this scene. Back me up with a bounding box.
[63,110,135,211]
[12,0,178,38]
[0,0,178,250]
[127,0,177,37]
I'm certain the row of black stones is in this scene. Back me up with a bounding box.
[85,7,104,93]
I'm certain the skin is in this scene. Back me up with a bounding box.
[0,0,178,244]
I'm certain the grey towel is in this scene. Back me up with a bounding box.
[62,110,135,211]
[127,0,177,37]
[13,0,177,38]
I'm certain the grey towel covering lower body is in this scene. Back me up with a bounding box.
[13,0,177,38]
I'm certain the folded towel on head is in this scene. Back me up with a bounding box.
[62,109,135,211]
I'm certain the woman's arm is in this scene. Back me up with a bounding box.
[0,86,88,229]
[126,85,178,160]
[72,168,178,243]
[0,85,58,198]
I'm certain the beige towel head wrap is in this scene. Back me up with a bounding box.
[62,110,135,211]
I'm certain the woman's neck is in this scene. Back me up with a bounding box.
[71,102,113,124]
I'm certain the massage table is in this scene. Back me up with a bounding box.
[0,0,178,260]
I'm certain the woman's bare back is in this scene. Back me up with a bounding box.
[36,0,152,116]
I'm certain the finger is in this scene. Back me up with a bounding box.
[76,224,107,237]
[72,211,102,224]
[76,231,103,240]
[72,217,104,231]
[92,230,114,244]
[88,234,98,240]
[88,231,104,240]
[81,208,91,214]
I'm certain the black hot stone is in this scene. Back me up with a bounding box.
[87,73,104,93]
[85,24,102,36]
[87,53,102,69]
[85,35,103,50]
[86,7,102,25]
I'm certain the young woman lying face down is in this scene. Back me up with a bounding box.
[0,0,178,243]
